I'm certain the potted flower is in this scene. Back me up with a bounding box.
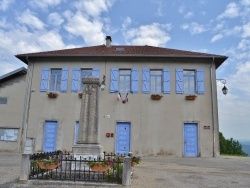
[87,159,114,172]
[151,94,163,100]
[36,156,60,170]
[47,92,59,98]
[78,92,83,98]
[185,95,197,100]
[131,156,141,167]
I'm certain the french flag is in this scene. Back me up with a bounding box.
[117,93,121,101]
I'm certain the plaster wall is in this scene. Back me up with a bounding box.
[26,57,219,157]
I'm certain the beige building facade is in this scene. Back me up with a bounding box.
[16,37,227,157]
[0,67,27,152]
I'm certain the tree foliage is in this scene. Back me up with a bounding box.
[219,132,247,156]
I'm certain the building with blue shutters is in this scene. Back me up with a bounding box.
[15,37,227,157]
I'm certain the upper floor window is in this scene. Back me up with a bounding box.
[142,68,170,94]
[183,70,195,94]
[50,69,62,92]
[110,68,138,93]
[71,68,99,92]
[40,68,68,92]
[0,97,7,104]
[176,68,204,94]
[150,70,162,93]
[80,69,92,91]
[119,70,131,93]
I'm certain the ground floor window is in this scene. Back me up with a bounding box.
[0,128,18,141]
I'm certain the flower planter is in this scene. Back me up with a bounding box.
[36,161,59,170]
[185,95,197,100]
[78,93,83,98]
[89,165,110,172]
[131,162,137,167]
[47,92,58,98]
[151,94,163,100]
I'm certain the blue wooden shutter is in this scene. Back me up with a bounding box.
[92,68,100,78]
[110,68,118,93]
[131,68,139,93]
[163,68,170,94]
[61,68,68,92]
[40,68,49,92]
[176,68,183,94]
[196,69,204,94]
[142,68,150,93]
[71,68,80,92]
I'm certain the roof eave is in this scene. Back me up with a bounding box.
[15,54,228,69]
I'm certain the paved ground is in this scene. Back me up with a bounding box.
[1,152,250,188]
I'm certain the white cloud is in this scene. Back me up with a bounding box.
[237,39,250,50]
[0,0,14,11]
[211,34,223,43]
[122,17,132,30]
[64,11,105,45]
[38,31,65,50]
[29,0,63,9]
[17,9,46,30]
[179,5,185,14]
[184,12,194,19]
[48,12,64,26]
[73,0,115,18]
[242,22,250,38]
[240,0,250,6]
[124,23,171,47]
[181,22,207,35]
[151,0,164,17]
[217,2,240,19]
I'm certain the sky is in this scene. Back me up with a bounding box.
[0,0,250,140]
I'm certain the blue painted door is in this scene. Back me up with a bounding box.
[44,121,57,152]
[116,122,131,155]
[184,123,198,157]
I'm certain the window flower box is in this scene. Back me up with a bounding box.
[78,92,83,99]
[151,94,163,100]
[47,92,58,98]
[185,95,197,100]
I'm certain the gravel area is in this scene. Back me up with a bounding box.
[1,152,250,188]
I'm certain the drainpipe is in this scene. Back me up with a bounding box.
[210,57,215,157]
[20,56,33,153]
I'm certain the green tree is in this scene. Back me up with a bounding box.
[219,132,247,156]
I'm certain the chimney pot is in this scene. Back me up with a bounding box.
[106,36,112,47]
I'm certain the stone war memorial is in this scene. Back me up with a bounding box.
[72,77,103,159]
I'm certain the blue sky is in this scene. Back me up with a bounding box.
[0,0,250,140]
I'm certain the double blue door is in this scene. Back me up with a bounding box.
[116,122,131,155]
[44,121,57,152]
[184,123,198,157]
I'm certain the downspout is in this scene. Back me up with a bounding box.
[20,56,33,152]
[210,57,215,157]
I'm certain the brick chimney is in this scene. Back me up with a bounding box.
[106,36,112,47]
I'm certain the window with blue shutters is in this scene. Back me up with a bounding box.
[71,68,100,92]
[176,68,204,94]
[40,68,68,92]
[142,68,170,94]
[110,68,138,93]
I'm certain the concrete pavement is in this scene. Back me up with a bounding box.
[1,152,250,188]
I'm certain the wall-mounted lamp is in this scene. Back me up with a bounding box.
[216,79,228,95]
[99,75,106,91]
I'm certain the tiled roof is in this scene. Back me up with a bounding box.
[15,45,227,68]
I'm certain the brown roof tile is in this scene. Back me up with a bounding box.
[15,45,228,68]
